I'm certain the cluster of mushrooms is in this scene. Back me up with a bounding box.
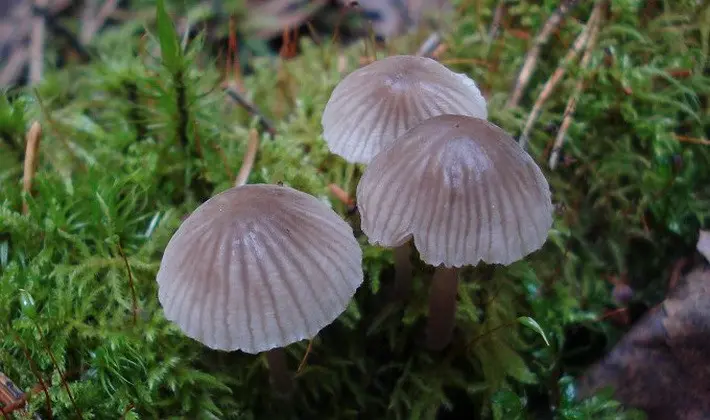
[155,55,553,397]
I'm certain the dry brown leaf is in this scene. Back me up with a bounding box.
[577,267,710,419]
[698,230,710,263]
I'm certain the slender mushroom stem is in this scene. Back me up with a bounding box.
[391,242,413,300]
[265,348,293,398]
[425,266,460,351]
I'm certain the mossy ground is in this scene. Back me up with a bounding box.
[1,0,709,418]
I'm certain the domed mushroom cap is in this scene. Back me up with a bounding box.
[321,55,488,164]
[157,184,363,354]
[356,114,553,267]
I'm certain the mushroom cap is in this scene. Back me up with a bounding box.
[156,184,363,354]
[321,55,488,164]
[356,114,553,267]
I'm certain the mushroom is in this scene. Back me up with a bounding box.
[156,184,364,395]
[356,114,553,350]
[321,55,487,298]
[321,55,488,165]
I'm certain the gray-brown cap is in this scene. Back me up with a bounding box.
[157,184,363,354]
[356,114,553,267]
[321,55,487,164]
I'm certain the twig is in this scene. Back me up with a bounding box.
[11,333,53,418]
[0,49,29,87]
[488,0,506,42]
[22,122,42,215]
[117,242,138,325]
[328,183,354,207]
[296,339,314,374]
[506,0,583,108]
[33,322,83,419]
[29,0,48,84]
[80,0,120,44]
[549,3,603,169]
[224,87,276,136]
[674,134,710,145]
[234,129,259,187]
[518,4,601,150]
[416,32,442,57]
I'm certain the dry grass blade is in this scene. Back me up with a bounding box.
[22,121,42,215]
[234,128,260,187]
[30,0,48,84]
[80,0,120,44]
[225,87,277,136]
[674,134,710,146]
[549,2,603,169]
[518,3,601,150]
[506,0,583,108]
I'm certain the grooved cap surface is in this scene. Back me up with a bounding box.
[321,55,487,164]
[157,184,364,354]
[356,115,553,267]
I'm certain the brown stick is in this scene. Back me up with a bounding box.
[29,0,48,84]
[674,134,710,146]
[425,266,460,351]
[224,87,276,136]
[234,129,260,187]
[549,3,603,169]
[506,0,583,108]
[80,0,120,44]
[416,32,442,58]
[517,4,601,150]
[22,122,43,214]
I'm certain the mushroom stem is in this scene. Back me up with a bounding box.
[391,242,413,300]
[265,348,294,398]
[425,266,460,351]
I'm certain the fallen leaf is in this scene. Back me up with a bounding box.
[577,267,710,420]
[698,230,710,263]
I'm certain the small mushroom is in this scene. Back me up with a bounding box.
[321,55,487,165]
[356,114,553,350]
[156,184,363,395]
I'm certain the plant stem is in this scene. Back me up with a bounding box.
[391,242,413,300]
[265,348,293,398]
[425,266,460,351]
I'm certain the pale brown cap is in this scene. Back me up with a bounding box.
[157,184,363,354]
[356,115,553,267]
[321,55,487,164]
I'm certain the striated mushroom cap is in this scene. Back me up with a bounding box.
[321,55,487,164]
[356,114,553,267]
[157,184,363,354]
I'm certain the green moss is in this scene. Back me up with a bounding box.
[1,0,708,418]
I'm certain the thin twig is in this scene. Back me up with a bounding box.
[29,0,48,84]
[234,129,259,187]
[674,134,710,145]
[506,0,583,108]
[224,87,276,136]
[80,0,120,44]
[416,32,442,57]
[33,322,83,419]
[549,3,603,169]
[328,183,354,207]
[22,122,42,215]
[0,49,29,87]
[518,5,601,150]
[488,0,506,42]
[117,242,138,325]
[296,339,314,374]
[11,333,53,418]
